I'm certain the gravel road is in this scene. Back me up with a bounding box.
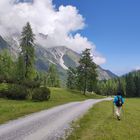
[0,98,112,140]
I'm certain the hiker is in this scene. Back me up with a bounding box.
[113,91,124,120]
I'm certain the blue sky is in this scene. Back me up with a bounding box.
[54,0,140,75]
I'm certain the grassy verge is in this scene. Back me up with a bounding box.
[0,88,103,124]
[67,98,140,140]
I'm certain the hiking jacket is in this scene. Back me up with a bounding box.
[113,95,124,106]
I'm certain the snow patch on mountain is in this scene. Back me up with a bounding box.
[59,53,68,70]
[48,59,56,65]
[47,47,68,70]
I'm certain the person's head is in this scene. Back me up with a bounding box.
[117,91,122,96]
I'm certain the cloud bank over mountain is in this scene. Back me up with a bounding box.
[0,0,106,65]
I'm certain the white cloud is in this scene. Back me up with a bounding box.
[0,0,106,65]
[93,55,106,65]
[135,66,140,71]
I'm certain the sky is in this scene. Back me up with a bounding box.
[0,0,140,75]
[54,0,140,75]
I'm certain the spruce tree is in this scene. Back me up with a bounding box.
[77,48,97,94]
[20,22,35,80]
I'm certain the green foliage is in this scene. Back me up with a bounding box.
[32,87,51,101]
[16,54,26,81]
[66,67,77,89]
[21,80,41,88]
[96,78,126,96]
[46,64,60,87]
[0,50,15,82]
[77,49,97,94]
[96,71,140,97]
[125,71,140,97]
[0,84,28,100]
[20,22,35,80]
[67,48,98,94]
[0,83,8,98]
[6,85,28,100]
[36,71,48,87]
[0,23,53,101]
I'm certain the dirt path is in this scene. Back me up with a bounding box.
[0,98,112,140]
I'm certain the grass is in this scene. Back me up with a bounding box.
[0,87,103,124]
[67,98,140,140]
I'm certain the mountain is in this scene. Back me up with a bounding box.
[0,36,10,50]
[97,67,117,80]
[0,36,117,85]
[35,45,81,85]
[35,45,118,86]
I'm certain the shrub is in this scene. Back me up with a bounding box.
[0,83,8,98]
[6,84,28,100]
[32,87,51,101]
[21,80,41,88]
[0,75,6,83]
[0,75,16,84]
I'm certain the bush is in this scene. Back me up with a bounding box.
[0,75,16,84]
[21,80,41,88]
[32,87,51,101]
[0,83,8,98]
[0,75,6,83]
[5,84,28,100]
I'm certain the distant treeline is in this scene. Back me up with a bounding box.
[96,70,140,97]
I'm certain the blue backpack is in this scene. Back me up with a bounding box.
[116,96,123,107]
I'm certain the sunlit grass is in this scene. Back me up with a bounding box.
[67,98,140,140]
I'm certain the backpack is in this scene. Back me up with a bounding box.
[116,96,123,107]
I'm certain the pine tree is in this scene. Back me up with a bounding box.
[20,22,35,80]
[77,48,97,94]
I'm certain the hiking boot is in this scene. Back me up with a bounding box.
[117,115,120,121]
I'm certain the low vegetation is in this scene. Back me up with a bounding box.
[32,87,50,101]
[67,98,140,140]
[0,83,50,101]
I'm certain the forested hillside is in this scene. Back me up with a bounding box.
[95,70,140,97]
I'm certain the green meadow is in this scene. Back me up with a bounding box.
[67,98,140,140]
